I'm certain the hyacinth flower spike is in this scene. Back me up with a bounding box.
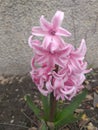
[26,11,92,129]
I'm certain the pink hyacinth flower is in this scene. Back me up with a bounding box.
[30,58,52,96]
[53,71,85,100]
[66,39,89,74]
[32,11,71,49]
[29,11,92,101]
[51,61,90,100]
[31,40,72,68]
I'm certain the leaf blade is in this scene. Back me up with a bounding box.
[55,89,87,128]
[41,95,50,120]
[24,94,41,120]
[39,120,48,130]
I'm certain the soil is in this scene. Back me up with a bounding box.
[0,68,98,130]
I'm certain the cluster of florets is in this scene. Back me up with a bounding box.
[28,11,91,100]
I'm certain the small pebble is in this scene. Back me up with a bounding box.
[85,80,89,85]
[81,114,89,121]
[12,115,14,119]
[87,122,96,130]
[10,119,14,124]
[91,79,96,82]
[29,127,37,130]
[75,109,84,113]
[19,78,24,83]
[86,95,93,100]
[17,95,20,98]
[90,107,94,110]
[15,89,19,92]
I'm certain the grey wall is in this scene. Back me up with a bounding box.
[0,0,98,75]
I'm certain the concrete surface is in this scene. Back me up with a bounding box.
[0,0,98,75]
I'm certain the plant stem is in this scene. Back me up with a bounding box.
[49,92,57,122]
[49,65,58,122]
[47,65,58,130]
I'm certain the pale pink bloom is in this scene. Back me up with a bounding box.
[29,11,92,101]
[66,39,89,74]
[53,79,66,100]
[37,86,48,96]
[31,41,72,68]
[32,11,71,49]
[30,38,91,100]
[45,76,55,93]
[51,66,86,100]
[30,58,52,96]
[52,69,68,81]
[54,73,85,100]
[45,76,66,100]
[65,74,85,100]
[60,85,76,100]
[45,76,76,100]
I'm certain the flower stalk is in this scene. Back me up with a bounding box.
[27,10,92,129]
[49,92,57,122]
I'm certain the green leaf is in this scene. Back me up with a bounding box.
[56,114,81,129]
[55,89,87,128]
[24,94,41,120]
[39,120,48,130]
[41,95,50,120]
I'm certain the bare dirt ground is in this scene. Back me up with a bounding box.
[0,68,98,130]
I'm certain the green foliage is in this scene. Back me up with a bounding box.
[39,120,48,130]
[54,89,87,128]
[24,89,87,130]
[24,94,41,120]
[41,95,50,121]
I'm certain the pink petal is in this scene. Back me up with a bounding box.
[51,11,64,30]
[67,89,76,100]
[61,87,75,95]
[31,57,36,69]
[52,71,68,81]
[72,39,87,59]
[54,79,65,89]
[56,92,65,101]
[81,39,87,54]
[36,55,47,64]
[28,35,33,48]
[77,39,87,57]
[28,35,41,48]
[70,59,81,71]
[56,44,72,57]
[79,74,86,85]
[53,36,65,48]
[46,42,53,52]
[33,44,46,54]
[32,26,45,36]
[38,86,48,96]
[46,78,53,92]
[84,68,92,74]
[56,27,71,37]
[55,58,65,68]
[53,71,64,79]
[42,35,52,48]
[72,74,85,86]
[56,95,61,100]
[40,15,51,31]
[48,56,54,67]
[48,40,59,51]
